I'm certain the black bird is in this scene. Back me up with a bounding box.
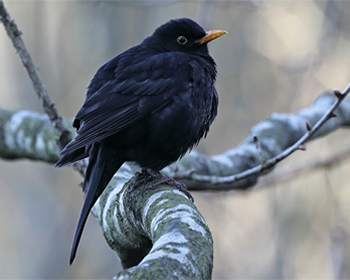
[56,18,226,264]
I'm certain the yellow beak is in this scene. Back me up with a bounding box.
[195,29,227,45]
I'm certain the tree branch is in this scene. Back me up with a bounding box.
[256,145,350,187]
[0,0,71,148]
[0,108,66,163]
[91,172,213,278]
[166,90,350,190]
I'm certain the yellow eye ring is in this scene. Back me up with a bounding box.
[177,36,188,45]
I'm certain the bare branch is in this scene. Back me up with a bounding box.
[0,0,70,148]
[166,89,350,190]
[257,147,350,187]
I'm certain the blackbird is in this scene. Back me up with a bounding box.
[56,18,226,264]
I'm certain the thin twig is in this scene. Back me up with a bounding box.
[174,84,350,185]
[0,0,70,148]
[0,0,87,175]
[257,146,350,187]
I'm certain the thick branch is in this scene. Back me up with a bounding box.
[0,108,73,163]
[0,107,86,174]
[91,171,213,279]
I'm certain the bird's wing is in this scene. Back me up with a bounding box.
[60,51,192,155]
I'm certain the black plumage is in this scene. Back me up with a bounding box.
[55,18,226,264]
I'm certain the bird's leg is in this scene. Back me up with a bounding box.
[141,169,194,202]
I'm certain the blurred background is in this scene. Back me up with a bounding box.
[1,0,350,279]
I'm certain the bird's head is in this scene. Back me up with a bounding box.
[144,18,227,56]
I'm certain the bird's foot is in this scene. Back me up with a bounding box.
[141,169,194,202]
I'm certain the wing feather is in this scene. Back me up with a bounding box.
[60,51,192,156]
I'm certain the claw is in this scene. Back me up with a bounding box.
[141,169,194,202]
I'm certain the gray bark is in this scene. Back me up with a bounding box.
[92,172,213,279]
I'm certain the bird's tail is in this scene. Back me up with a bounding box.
[69,144,123,265]
[55,147,88,168]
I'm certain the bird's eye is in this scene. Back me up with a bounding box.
[177,36,188,45]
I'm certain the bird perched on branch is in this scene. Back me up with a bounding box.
[55,17,226,264]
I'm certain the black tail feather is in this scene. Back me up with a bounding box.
[55,147,88,168]
[69,144,123,264]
